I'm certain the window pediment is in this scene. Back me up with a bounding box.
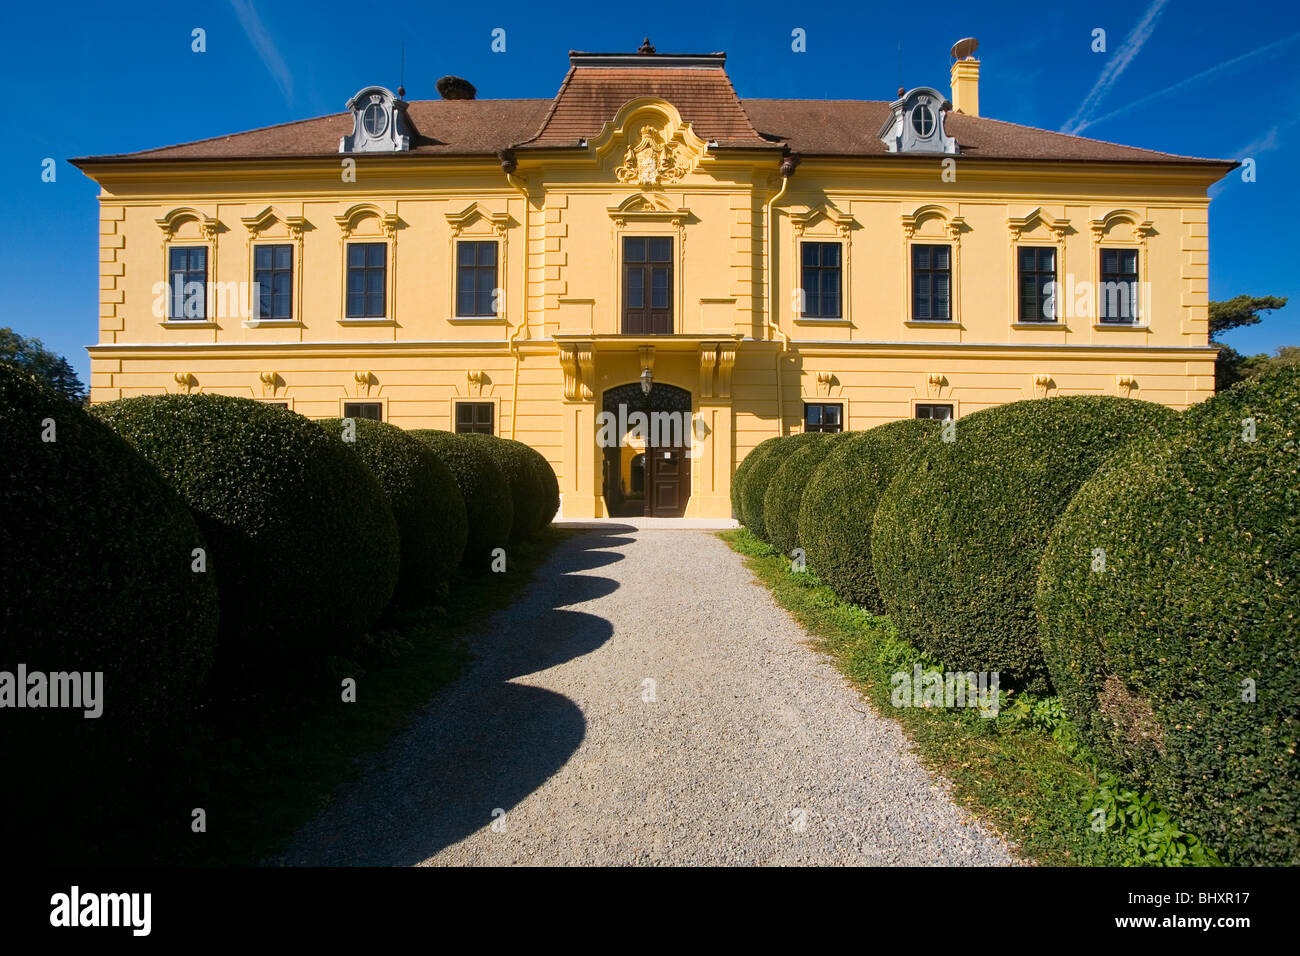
[790,201,857,237]
[606,193,690,225]
[901,204,965,240]
[1006,207,1070,241]
[241,206,308,239]
[156,207,221,239]
[334,203,400,238]
[445,202,510,236]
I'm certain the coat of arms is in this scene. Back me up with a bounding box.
[616,125,692,185]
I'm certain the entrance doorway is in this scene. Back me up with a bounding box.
[601,382,692,518]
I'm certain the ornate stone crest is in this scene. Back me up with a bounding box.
[615,124,693,185]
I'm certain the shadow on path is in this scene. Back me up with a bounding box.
[280,527,636,865]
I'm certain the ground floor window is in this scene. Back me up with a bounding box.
[455,401,494,434]
[915,403,954,420]
[804,402,843,433]
[343,402,383,421]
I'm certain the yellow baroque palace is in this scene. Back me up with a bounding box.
[74,40,1233,519]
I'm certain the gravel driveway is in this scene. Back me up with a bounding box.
[280,527,1017,866]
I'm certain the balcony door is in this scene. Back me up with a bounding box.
[623,236,673,334]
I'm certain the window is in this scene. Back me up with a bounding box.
[1099,248,1139,323]
[456,241,499,316]
[911,104,935,137]
[346,243,387,318]
[342,402,383,421]
[1018,247,1057,323]
[455,402,494,435]
[915,403,954,420]
[623,236,673,334]
[801,242,842,318]
[804,402,843,433]
[253,244,293,320]
[168,246,208,320]
[911,244,951,320]
[262,401,289,409]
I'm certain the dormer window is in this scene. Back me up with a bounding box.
[340,86,410,153]
[879,86,958,154]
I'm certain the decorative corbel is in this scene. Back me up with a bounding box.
[715,345,737,399]
[576,347,596,402]
[815,370,836,397]
[1116,375,1138,397]
[354,370,375,396]
[558,345,580,402]
[1032,373,1054,398]
[173,371,197,394]
[467,369,486,396]
[698,344,717,399]
[259,370,282,397]
[925,372,947,398]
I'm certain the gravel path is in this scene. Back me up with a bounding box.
[280,528,1017,866]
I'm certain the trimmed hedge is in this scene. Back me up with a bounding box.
[0,364,218,759]
[318,418,467,605]
[739,432,831,540]
[798,419,937,610]
[93,394,399,671]
[1037,367,1300,865]
[460,433,545,542]
[872,396,1177,692]
[410,430,513,566]
[761,433,839,556]
[732,437,781,524]
[508,439,559,533]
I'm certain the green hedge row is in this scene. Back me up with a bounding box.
[1037,367,1300,865]
[732,383,1298,864]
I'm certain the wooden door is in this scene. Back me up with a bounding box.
[623,237,673,334]
[646,446,690,517]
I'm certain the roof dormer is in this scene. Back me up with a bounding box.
[878,86,957,154]
[340,86,410,153]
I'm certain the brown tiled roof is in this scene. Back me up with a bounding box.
[518,57,774,149]
[73,99,551,162]
[71,60,1231,168]
[742,99,1228,164]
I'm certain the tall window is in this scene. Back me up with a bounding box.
[253,244,293,320]
[342,402,383,421]
[168,246,208,320]
[804,402,843,433]
[801,242,842,318]
[346,243,387,318]
[1099,248,1139,323]
[911,244,951,320]
[915,403,954,420]
[456,241,498,316]
[1018,247,1057,323]
[455,402,494,435]
[623,237,673,334]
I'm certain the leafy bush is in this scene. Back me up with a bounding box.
[739,432,831,540]
[1,364,218,771]
[93,394,399,674]
[761,433,839,556]
[410,430,513,566]
[513,441,560,531]
[318,418,467,605]
[1037,366,1300,864]
[459,433,545,542]
[872,396,1176,693]
[732,437,781,524]
[798,419,937,610]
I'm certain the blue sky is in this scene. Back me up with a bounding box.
[2,0,1297,380]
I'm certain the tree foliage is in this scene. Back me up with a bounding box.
[0,328,87,403]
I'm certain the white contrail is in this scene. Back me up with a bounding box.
[228,0,293,104]
[1061,0,1170,135]
[1075,30,1300,133]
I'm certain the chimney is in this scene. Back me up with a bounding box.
[949,37,979,117]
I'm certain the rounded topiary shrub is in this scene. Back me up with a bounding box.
[761,433,839,557]
[460,433,544,543]
[732,437,781,525]
[798,419,937,610]
[93,394,399,672]
[872,396,1177,692]
[411,430,513,567]
[509,440,559,532]
[740,432,829,541]
[0,365,218,766]
[1037,367,1300,865]
[318,418,467,606]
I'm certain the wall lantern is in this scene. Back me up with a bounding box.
[640,365,653,396]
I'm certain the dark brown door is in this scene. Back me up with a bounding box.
[646,446,690,517]
[623,237,673,334]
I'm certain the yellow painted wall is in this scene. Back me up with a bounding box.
[83,98,1223,519]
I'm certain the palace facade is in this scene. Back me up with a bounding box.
[74,40,1233,518]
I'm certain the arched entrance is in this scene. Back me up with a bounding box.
[600,382,693,517]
